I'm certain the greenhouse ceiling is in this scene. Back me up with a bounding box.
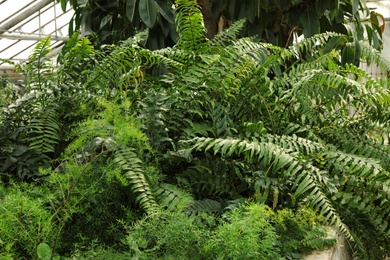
[0,0,73,81]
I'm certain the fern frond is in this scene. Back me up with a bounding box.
[325,151,386,180]
[210,19,246,47]
[188,137,353,240]
[153,183,194,211]
[24,36,54,91]
[259,134,325,155]
[174,0,208,51]
[288,32,344,58]
[360,41,390,73]
[114,146,158,213]
[28,108,60,161]
[185,198,222,215]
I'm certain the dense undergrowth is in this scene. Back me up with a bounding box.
[1,0,390,259]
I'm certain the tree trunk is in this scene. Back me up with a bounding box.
[197,0,217,39]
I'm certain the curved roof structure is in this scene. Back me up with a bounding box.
[0,0,73,81]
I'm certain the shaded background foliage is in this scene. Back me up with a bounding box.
[57,0,384,50]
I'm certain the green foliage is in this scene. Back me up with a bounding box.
[125,210,212,259]
[58,0,383,52]
[0,35,98,181]
[203,204,280,260]
[46,100,159,253]
[93,3,389,256]
[274,207,336,258]
[125,202,330,259]
[37,243,52,260]
[57,0,177,48]
[0,184,56,259]
[1,0,390,258]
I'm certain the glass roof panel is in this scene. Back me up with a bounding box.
[0,0,73,67]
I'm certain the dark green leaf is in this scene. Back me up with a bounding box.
[126,0,137,22]
[316,0,331,16]
[100,14,112,29]
[352,0,359,15]
[300,8,320,38]
[60,0,67,12]
[353,39,361,66]
[341,45,354,65]
[139,0,157,28]
[156,1,174,24]
[212,0,225,20]
[288,7,300,27]
[323,35,346,54]
[292,0,303,6]
[335,8,343,23]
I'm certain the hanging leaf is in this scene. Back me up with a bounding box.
[323,35,347,54]
[353,39,361,66]
[60,0,67,12]
[156,1,174,24]
[300,8,320,38]
[316,0,331,16]
[126,0,138,22]
[100,14,112,29]
[352,0,359,15]
[292,0,303,6]
[211,0,225,20]
[341,41,360,67]
[246,0,257,23]
[139,0,157,28]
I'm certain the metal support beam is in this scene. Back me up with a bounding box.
[1,32,68,41]
[0,0,53,35]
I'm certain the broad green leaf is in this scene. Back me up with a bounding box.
[126,0,137,22]
[37,243,52,260]
[100,14,112,29]
[156,1,174,23]
[323,35,346,54]
[341,42,360,67]
[352,0,359,15]
[211,0,225,20]
[60,0,67,12]
[335,8,344,23]
[139,0,157,28]
[247,0,256,23]
[292,0,303,6]
[316,0,331,16]
[300,8,320,38]
[353,39,361,66]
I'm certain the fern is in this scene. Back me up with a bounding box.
[24,37,54,91]
[28,108,60,162]
[114,146,158,213]
[174,0,208,51]
[153,182,194,211]
[186,198,222,215]
[210,19,247,47]
[187,137,353,240]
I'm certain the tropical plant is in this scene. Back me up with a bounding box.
[0,183,57,259]
[57,0,384,51]
[1,0,390,258]
[0,34,97,182]
[81,0,390,257]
